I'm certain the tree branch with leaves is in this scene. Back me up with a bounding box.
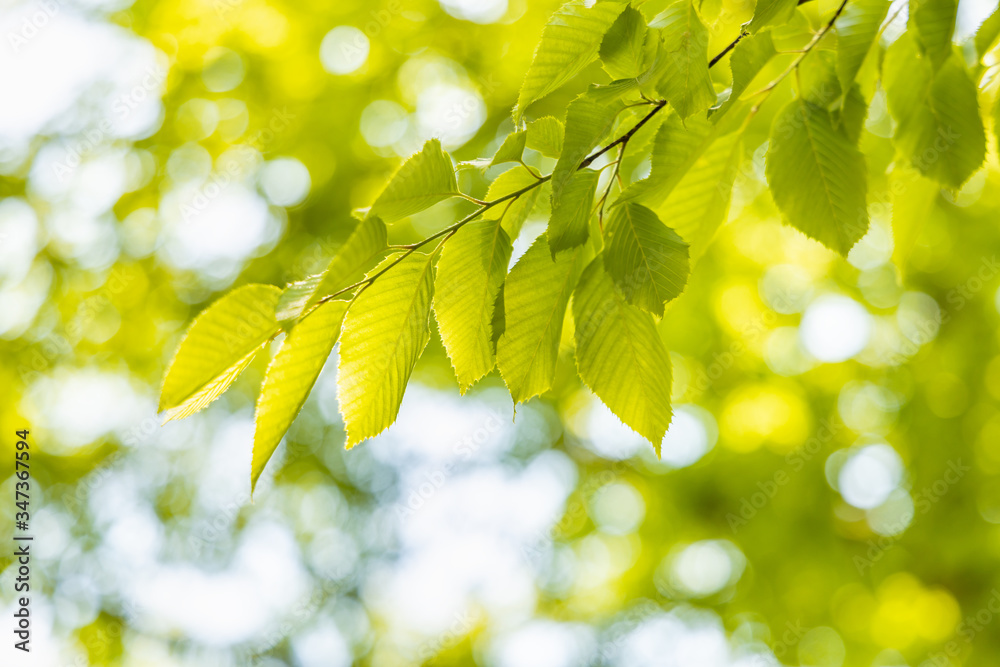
[158,0,994,493]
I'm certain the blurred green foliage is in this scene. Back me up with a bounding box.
[3,0,1000,666]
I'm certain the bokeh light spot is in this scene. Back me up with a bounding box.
[836,443,904,510]
[320,26,370,75]
[800,295,871,362]
[259,157,311,207]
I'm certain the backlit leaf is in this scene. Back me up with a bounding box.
[765,97,869,255]
[434,219,513,392]
[890,164,939,274]
[911,0,957,70]
[368,139,459,222]
[526,116,565,158]
[252,300,348,492]
[551,89,623,211]
[883,34,986,188]
[160,284,282,421]
[600,6,655,80]
[574,257,672,448]
[497,235,585,403]
[975,7,1000,60]
[715,31,776,117]
[337,252,436,446]
[835,0,889,92]
[655,131,743,264]
[617,113,718,208]
[490,130,528,167]
[549,168,600,254]
[747,0,798,34]
[652,0,716,118]
[603,201,690,317]
[514,0,628,121]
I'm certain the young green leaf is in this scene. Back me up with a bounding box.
[655,131,742,265]
[275,216,388,325]
[890,165,939,274]
[995,93,1000,154]
[746,0,798,34]
[573,257,672,449]
[252,299,348,492]
[160,284,282,421]
[514,0,628,122]
[835,0,889,93]
[491,285,506,353]
[837,85,869,146]
[526,116,565,158]
[489,130,528,167]
[975,7,1000,61]
[714,31,775,118]
[599,6,655,80]
[911,0,957,70]
[434,219,513,392]
[497,235,585,403]
[617,113,717,207]
[651,0,716,118]
[337,252,436,446]
[765,97,869,255]
[883,35,986,188]
[486,166,545,240]
[603,201,690,317]
[368,139,459,222]
[551,89,623,206]
[549,168,599,254]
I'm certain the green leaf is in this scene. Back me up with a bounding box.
[911,0,957,70]
[337,252,436,446]
[549,168,600,254]
[837,84,869,145]
[526,116,565,158]
[368,139,459,222]
[573,257,672,448]
[486,166,545,240]
[497,235,585,403]
[883,35,986,188]
[746,0,798,34]
[995,93,1000,154]
[252,299,348,492]
[160,284,282,420]
[835,0,889,92]
[975,7,1000,61]
[714,31,775,117]
[433,219,513,392]
[275,217,388,326]
[604,202,690,317]
[600,6,656,80]
[765,97,869,255]
[651,0,716,117]
[491,285,506,353]
[617,113,718,207]
[551,89,623,200]
[490,130,528,167]
[654,131,743,264]
[890,165,939,274]
[514,0,628,122]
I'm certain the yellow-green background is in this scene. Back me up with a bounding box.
[2,0,1000,665]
